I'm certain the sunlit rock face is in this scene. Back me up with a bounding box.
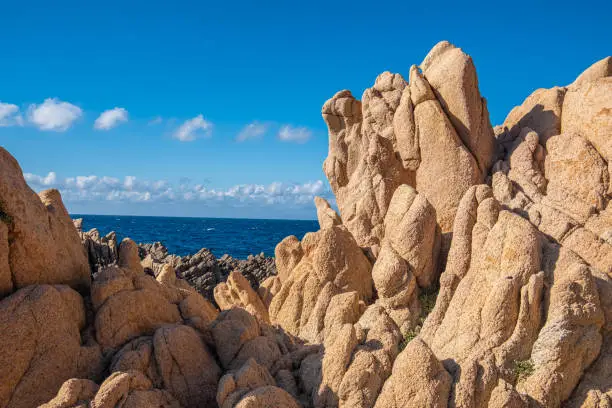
[322,41,495,253]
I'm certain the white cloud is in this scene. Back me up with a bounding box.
[24,171,330,207]
[278,125,312,143]
[173,114,212,141]
[124,176,136,190]
[27,98,82,131]
[94,107,128,130]
[24,171,57,186]
[0,102,24,127]
[237,121,268,142]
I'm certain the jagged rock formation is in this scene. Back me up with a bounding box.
[372,185,439,334]
[1,43,609,408]
[75,221,118,274]
[214,270,271,324]
[168,249,277,303]
[322,41,495,252]
[0,284,101,408]
[216,358,300,408]
[268,222,373,342]
[73,230,277,303]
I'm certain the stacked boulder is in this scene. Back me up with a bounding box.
[0,148,314,407]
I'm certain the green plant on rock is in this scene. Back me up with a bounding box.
[418,284,438,317]
[399,328,419,351]
[514,359,535,382]
[398,284,440,352]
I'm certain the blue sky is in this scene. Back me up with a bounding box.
[0,0,610,219]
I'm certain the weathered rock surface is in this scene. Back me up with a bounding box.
[110,324,221,407]
[275,235,304,283]
[39,378,99,408]
[315,196,343,229]
[0,285,100,408]
[257,275,281,308]
[421,41,496,175]
[372,184,439,334]
[269,225,373,341]
[214,270,271,324]
[322,41,494,248]
[217,358,300,408]
[374,338,451,408]
[493,59,612,276]
[90,370,182,408]
[0,148,90,296]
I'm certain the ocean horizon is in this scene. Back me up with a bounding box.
[73,213,319,259]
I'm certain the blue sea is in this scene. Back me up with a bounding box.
[73,214,319,259]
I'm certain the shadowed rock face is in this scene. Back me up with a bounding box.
[3,45,611,408]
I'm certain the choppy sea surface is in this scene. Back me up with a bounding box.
[73,214,319,259]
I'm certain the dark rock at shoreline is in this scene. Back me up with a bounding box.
[141,243,276,302]
[73,220,277,302]
[75,220,118,274]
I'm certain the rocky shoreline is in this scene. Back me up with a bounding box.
[75,221,277,303]
[0,41,611,408]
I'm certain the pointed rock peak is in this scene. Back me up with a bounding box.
[409,64,435,105]
[315,196,342,229]
[408,64,421,80]
[322,89,360,117]
[420,40,458,71]
[374,71,407,92]
[418,40,494,175]
[38,188,63,207]
[570,56,612,88]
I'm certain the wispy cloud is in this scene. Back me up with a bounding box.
[148,116,163,126]
[94,107,128,130]
[27,98,82,131]
[0,102,24,127]
[278,125,312,143]
[173,114,213,141]
[237,121,268,142]
[25,171,330,207]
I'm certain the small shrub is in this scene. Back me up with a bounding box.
[399,328,419,351]
[397,283,440,352]
[514,359,535,382]
[418,283,439,320]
